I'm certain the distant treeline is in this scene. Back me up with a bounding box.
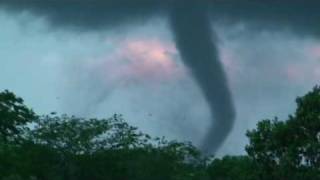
[0,87,319,180]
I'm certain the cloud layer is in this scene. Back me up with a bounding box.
[1,0,320,154]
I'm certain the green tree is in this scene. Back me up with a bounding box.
[0,90,36,179]
[0,90,35,143]
[246,86,320,180]
[207,155,256,180]
[0,90,208,180]
[27,114,206,180]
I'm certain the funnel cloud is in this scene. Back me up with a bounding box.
[169,2,235,153]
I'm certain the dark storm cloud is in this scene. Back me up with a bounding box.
[1,0,320,34]
[209,0,320,36]
[1,0,320,154]
[2,0,320,34]
[0,0,169,30]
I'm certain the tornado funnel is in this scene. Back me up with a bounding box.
[169,2,236,154]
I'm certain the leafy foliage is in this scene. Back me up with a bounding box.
[245,86,320,180]
[0,91,207,179]
[1,87,320,180]
[207,155,256,180]
[0,90,35,143]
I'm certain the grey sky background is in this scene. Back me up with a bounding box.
[1,9,320,156]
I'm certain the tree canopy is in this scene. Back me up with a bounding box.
[246,86,320,180]
[0,90,35,143]
[0,87,320,180]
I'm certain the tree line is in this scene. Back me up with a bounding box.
[0,87,319,179]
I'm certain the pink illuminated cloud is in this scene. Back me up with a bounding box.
[285,65,304,82]
[308,45,320,59]
[283,43,320,83]
[96,38,185,86]
[121,39,179,77]
[219,47,242,80]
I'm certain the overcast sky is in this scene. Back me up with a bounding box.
[1,5,320,156]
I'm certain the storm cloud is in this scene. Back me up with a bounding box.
[1,0,320,154]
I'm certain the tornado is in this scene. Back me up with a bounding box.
[169,2,236,154]
[0,0,238,154]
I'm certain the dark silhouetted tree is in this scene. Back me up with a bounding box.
[246,86,320,180]
[0,90,35,143]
